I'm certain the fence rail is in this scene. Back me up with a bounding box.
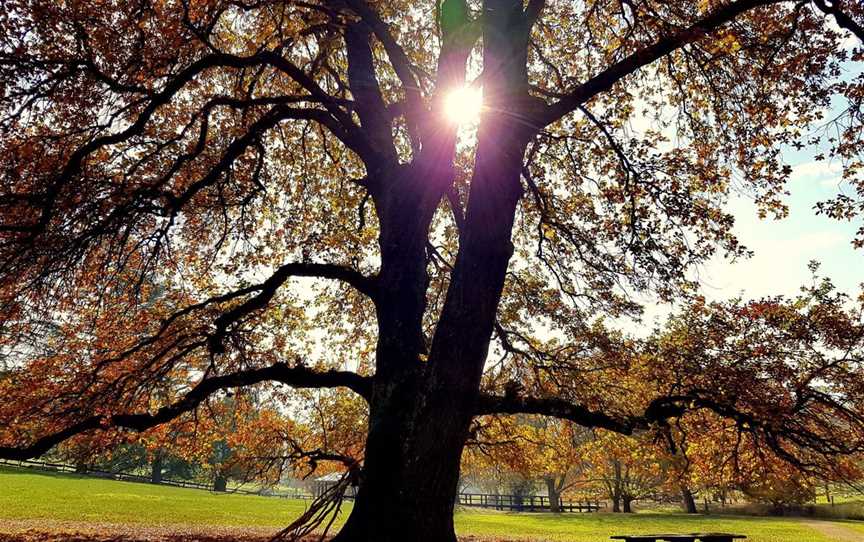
[0,458,308,498]
[1,458,604,512]
[457,492,604,513]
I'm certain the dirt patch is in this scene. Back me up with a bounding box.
[0,521,495,542]
[0,519,283,542]
[799,519,864,542]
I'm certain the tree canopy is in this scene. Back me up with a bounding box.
[1,1,863,541]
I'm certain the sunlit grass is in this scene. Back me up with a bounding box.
[455,507,836,542]
[0,466,309,527]
[0,466,856,541]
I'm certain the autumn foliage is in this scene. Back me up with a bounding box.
[1,1,863,541]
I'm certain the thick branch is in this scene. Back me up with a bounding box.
[0,363,372,461]
[475,392,636,434]
[480,389,864,474]
[813,0,864,44]
[59,260,376,395]
[524,0,547,26]
[209,261,377,353]
[537,0,786,128]
[167,104,365,215]
[344,23,398,159]
[1,49,374,237]
[342,0,424,132]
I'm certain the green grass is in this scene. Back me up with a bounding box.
[0,466,309,528]
[843,519,864,535]
[455,508,835,541]
[0,466,856,541]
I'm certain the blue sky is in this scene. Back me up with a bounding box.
[635,147,862,333]
[699,150,861,301]
[636,48,863,330]
[699,48,862,304]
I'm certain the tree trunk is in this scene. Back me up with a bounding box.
[682,487,698,514]
[150,452,163,484]
[332,3,535,541]
[622,496,634,513]
[545,477,562,513]
[330,396,468,542]
[610,460,624,513]
[329,82,529,542]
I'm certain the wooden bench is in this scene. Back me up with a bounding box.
[611,534,746,542]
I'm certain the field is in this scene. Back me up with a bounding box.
[1,466,862,542]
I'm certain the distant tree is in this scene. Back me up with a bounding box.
[740,465,817,511]
[465,415,596,512]
[1,2,864,541]
[576,431,668,513]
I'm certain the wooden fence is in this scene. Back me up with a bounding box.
[0,458,308,498]
[457,493,604,513]
[2,459,604,512]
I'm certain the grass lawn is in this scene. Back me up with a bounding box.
[0,466,856,541]
[0,466,308,528]
[843,519,864,535]
[456,508,838,541]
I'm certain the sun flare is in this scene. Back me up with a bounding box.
[444,86,483,125]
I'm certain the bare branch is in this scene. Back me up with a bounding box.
[0,363,372,461]
[209,261,378,354]
[537,0,787,128]
[813,0,864,44]
[475,392,635,434]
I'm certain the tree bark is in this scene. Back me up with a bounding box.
[333,136,525,540]
[329,3,535,541]
[331,392,464,542]
[610,460,624,513]
[622,496,634,513]
[545,477,563,513]
[150,452,163,484]
[682,487,698,514]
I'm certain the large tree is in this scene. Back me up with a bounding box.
[1,1,864,541]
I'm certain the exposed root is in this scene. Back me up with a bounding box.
[269,472,353,542]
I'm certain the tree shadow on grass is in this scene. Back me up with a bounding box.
[0,532,303,542]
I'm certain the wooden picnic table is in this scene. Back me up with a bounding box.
[611,534,746,542]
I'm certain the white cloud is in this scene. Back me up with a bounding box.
[698,230,847,299]
[789,160,844,188]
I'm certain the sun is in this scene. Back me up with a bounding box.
[444,86,483,125]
